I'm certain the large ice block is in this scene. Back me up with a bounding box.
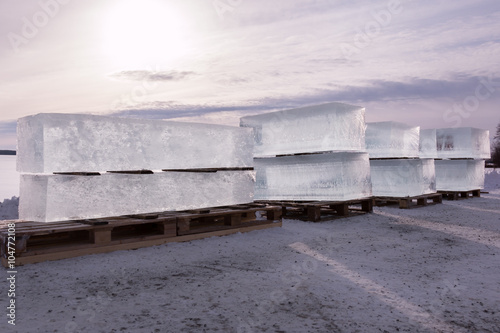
[254,152,372,201]
[419,129,437,158]
[365,122,420,158]
[17,113,254,173]
[435,159,485,191]
[19,170,255,222]
[370,159,436,197]
[240,102,366,157]
[436,128,490,159]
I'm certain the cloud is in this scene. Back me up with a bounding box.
[108,70,196,82]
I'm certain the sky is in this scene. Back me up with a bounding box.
[0,0,499,150]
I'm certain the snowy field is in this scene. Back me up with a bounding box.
[0,165,499,332]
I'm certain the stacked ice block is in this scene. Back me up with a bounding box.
[240,102,366,157]
[254,153,372,201]
[366,121,436,197]
[17,113,253,173]
[17,113,255,222]
[240,102,372,201]
[365,122,420,158]
[436,128,490,160]
[435,127,490,191]
[434,160,485,191]
[370,159,436,197]
[419,129,437,159]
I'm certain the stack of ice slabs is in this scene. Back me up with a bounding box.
[370,159,436,197]
[435,160,485,191]
[240,102,366,157]
[17,113,254,173]
[19,171,255,223]
[419,129,437,159]
[254,152,372,201]
[365,122,420,158]
[436,128,490,159]
[17,113,255,222]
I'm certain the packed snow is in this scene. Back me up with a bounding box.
[0,169,499,332]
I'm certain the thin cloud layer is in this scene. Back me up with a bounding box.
[108,70,196,82]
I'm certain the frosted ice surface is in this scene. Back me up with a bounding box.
[436,128,490,159]
[365,122,420,158]
[435,159,485,191]
[17,113,254,173]
[254,152,372,201]
[370,159,436,197]
[19,171,255,222]
[419,129,437,158]
[240,102,366,157]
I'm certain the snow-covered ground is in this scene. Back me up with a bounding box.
[1,169,499,332]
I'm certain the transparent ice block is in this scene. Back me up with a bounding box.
[419,129,437,159]
[435,159,485,191]
[365,122,420,158]
[370,159,436,197]
[240,102,366,157]
[19,170,255,222]
[436,128,490,159]
[17,113,254,173]
[254,152,372,201]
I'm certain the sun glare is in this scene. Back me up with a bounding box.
[102,0,190,68]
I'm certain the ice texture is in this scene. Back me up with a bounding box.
[435,159,485,191]
[254,152,372,201]
[19,171,255,222]
[17,113,254,173]
[239,102,366,157]
[436,128,491,159]
[365,122,420,158]
[419,129,437,158]
[370,159,436,197]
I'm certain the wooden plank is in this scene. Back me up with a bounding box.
[3,221,282,267]
[162,167,254,173]
[53,172,100,176]
[107,170,153,174]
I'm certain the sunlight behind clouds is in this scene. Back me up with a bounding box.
[101,0,192,69]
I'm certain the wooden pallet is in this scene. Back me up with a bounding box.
[438,189,481,200]
[256,198,373,222]
[0,204,282,267]
[176,204,282,235]
[373,193,443,209]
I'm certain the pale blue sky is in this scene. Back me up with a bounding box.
[0,0,499,149]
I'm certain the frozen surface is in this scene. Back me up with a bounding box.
[419,129,437,158]
[366,122,420,158]
[435,159,485,191]
[240,102,366,157]
[254,152,372,201]
[17,113,254,173]
[2,191,500,333]
[370,159,436,197]
[0,155,19,200]
[436,127,490,159]
[19,171,255,222]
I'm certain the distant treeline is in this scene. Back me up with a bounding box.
[0,150,16,155]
